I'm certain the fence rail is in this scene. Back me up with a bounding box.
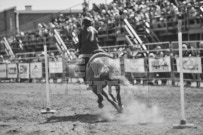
[0,41,203,87]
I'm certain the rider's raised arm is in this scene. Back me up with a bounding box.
[78,30,82,53]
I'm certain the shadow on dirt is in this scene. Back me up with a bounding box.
[41,113,108,124]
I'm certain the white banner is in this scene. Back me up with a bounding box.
[149,57,171,72]
[18,63,30,78]
[0,64,7,78]
[7,64,18,78]
[49,61,63,73]
[114,59,120,66]
[30,63,42,78]
[176,57,202,73]
[124,58,145,72]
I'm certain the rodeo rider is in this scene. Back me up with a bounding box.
[77,16,103,88]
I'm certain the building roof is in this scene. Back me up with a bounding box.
[16,9,82,14]
[0,6,16,12]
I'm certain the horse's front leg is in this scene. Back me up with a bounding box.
[101,90,120,112]
[116,85,124,113]
[108,85,117,102]
[92,85,104,108]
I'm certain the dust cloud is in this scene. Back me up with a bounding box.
[118,100,164,125]
[97,100,164,125]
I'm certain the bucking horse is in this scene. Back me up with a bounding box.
[65,51,130,113]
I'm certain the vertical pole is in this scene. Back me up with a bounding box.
[173,14,195,128]
[16,12,19,34]
[44,44,50,110]
[41,42,56,114]
[178,18,186,124]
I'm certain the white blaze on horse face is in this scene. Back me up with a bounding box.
[90,57,121,79]
[90,58,104,78]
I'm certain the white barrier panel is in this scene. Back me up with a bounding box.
[149,57,171,72]
[49,61,63,73]
[7,64,18,78]
[0,64,7,78]
[30,62,42,78]
[124,58,145,72]
[114,59,120,66]
[18,63,30,78]
[176,57,202,73]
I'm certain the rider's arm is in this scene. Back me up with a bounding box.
[78,31,82,53]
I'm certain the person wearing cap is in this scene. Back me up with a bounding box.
[78,17,101,56]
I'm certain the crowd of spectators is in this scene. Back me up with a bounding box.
[1,0,202,57]
[4,0,201,52]
[88,0,203,30]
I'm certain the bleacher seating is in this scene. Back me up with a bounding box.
[0,0,203,57]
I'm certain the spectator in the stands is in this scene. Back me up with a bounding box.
[182,44,193,86]
[48,52,56,61]
[199,41,203,80]
[188,6,198,17]
[112,48,119,58]
[126,46,133,59]
[0,55,4,63]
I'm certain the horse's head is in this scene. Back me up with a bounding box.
[87,57,130,86]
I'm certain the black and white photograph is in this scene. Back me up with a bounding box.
[0,0,203,134]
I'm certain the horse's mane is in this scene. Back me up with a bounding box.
[87,52,112,69]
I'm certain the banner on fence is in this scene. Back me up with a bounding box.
[0,64,7,78]
[176,57,202,73]
[7,64,18,78]
[124,58,145,72]
[18,63,29,78]
[30,62,42,78]
[149,57,171,72]
[49,61,63,73]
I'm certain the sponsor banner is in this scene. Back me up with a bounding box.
[124,58,145,72]
[49,61,63,73]
[18,63,30,78]
[149,57,171,72]
[114,59,120,66]
[30,62,42,78]
[0,64,7,78]
[7,64,18,78]
[176,57,202,73]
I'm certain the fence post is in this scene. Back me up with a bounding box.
[41,41,56,114]
[173,14,195,129]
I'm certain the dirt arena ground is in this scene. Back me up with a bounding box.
[0,83,203,135]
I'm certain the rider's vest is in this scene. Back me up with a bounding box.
[78,26,100,54]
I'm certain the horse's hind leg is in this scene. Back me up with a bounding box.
[116,85,124,113]
[101,90,120,112]
[97,94,104,108]
[92,86,104,108]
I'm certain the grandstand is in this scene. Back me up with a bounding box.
[0,1,203,54]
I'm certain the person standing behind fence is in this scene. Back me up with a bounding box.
[156,50,168,85]
[199,41,203,81]
[182,44,193,87]
[199,41,203,55]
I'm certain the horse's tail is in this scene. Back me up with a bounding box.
[111,75,132,86]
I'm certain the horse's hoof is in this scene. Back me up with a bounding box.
[98,103,104,109]
[118,105,124,113]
